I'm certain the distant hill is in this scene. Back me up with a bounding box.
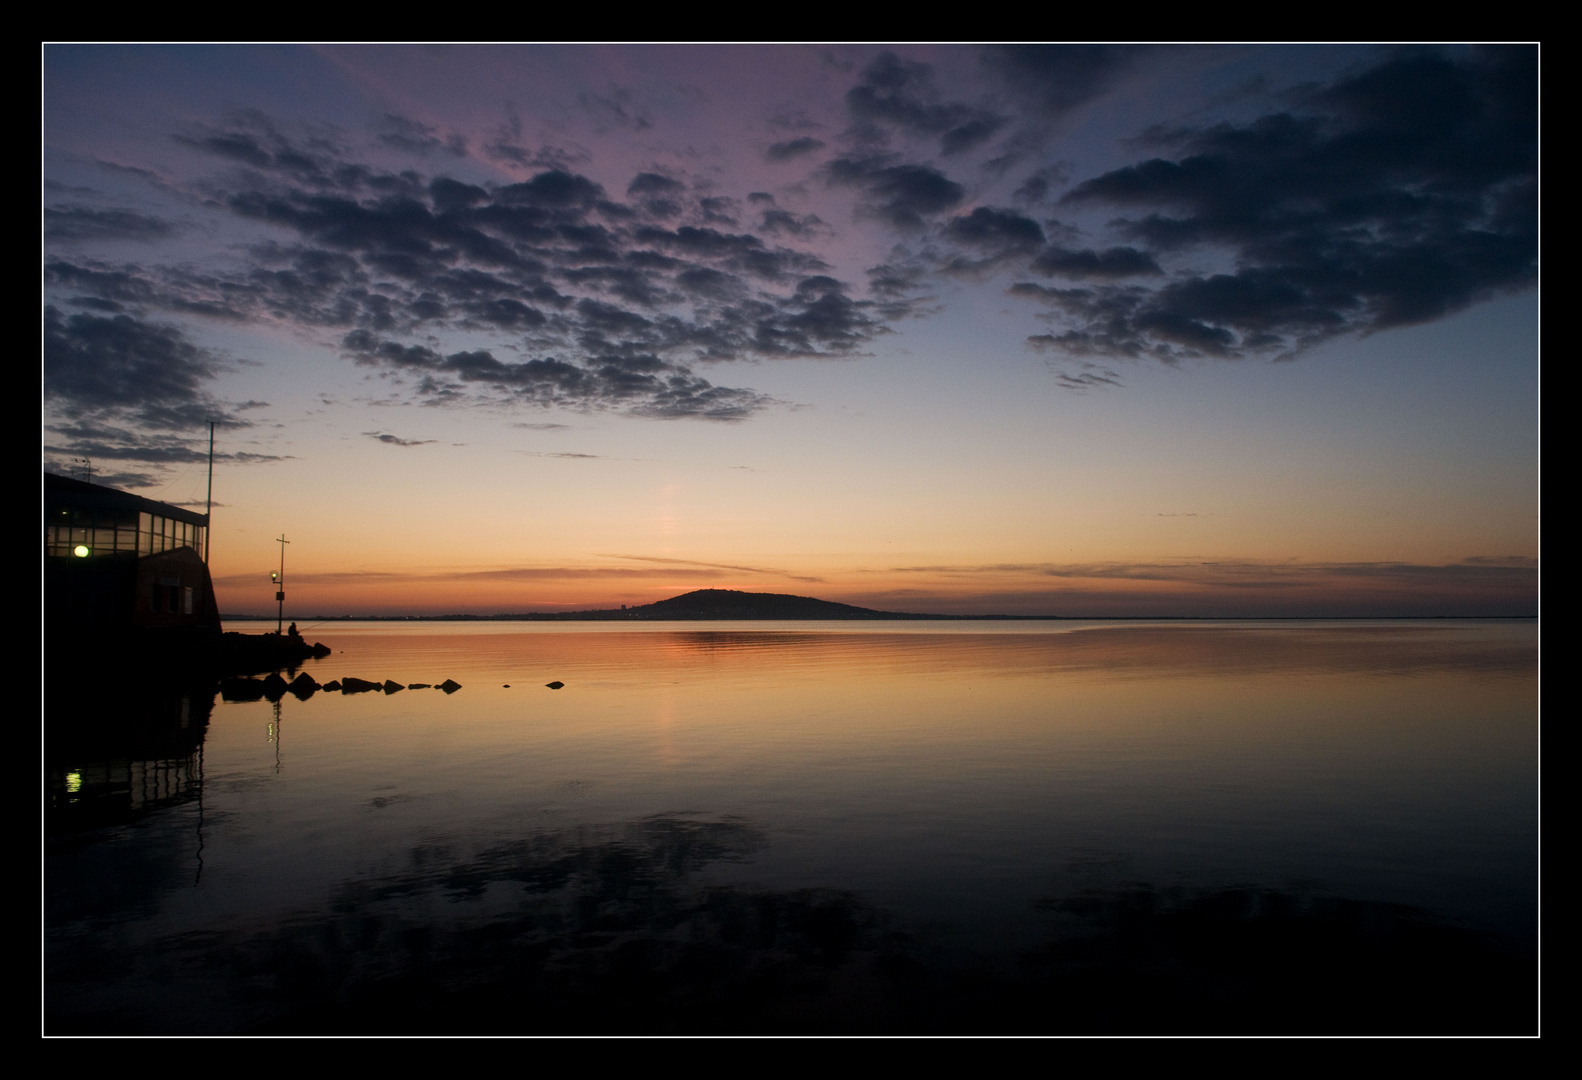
[623,589,937,620]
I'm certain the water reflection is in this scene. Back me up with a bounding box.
[47,809,1533,1034]
[44,622,1537,1034]
[46,681,214,840]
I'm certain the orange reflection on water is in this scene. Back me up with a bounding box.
[254,622,1534,822]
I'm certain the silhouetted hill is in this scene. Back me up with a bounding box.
[626,589,935,620]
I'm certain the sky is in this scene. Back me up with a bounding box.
[42,44,1538,617]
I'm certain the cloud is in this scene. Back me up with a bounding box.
[339,330,776,421]
[766,137,825,162]
[376,112,467,157]
[857,555,1536,616]
[41,305,276,482]
[578,86,653,131]
[883,555,1537,591]
[210,564,739,589]
[1024,47,1537,360]
[45,206,178,242]
[365,431,436,447]
[54,124,917,419]
[844,52,1005,157]
[825,155,965,228]
[44,306,237,428]
[981,44,1145,117]
[601,553,825,583]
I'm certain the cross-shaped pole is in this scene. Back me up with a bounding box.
[274,534,290,634]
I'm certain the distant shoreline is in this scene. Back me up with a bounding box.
[220,613,1538,622]
[217,587,1537,623]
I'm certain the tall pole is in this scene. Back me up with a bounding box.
[275,535,289,634]
[204,422,216,631]
[205,422,215,565]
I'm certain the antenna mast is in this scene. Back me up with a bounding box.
[205,421,215,565]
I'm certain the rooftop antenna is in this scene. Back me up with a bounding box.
[205,421,215,565]
[72,456,92,481]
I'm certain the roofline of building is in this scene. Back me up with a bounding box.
[44,472,210,527]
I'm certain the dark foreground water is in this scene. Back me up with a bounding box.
[45,620,1538,1035]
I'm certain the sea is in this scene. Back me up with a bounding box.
[44,619,1539,1035]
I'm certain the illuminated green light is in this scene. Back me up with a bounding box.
[66,771,82,793]
[73,544,91,557]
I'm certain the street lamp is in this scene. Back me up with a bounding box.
[271,534,289,634]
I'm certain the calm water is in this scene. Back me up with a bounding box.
[45,620,1538,1034]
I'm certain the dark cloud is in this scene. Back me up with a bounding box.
[1011,165,1069,204]
[377,113,467,157]
[578,86,653,131]
[826,155,965,228]
[42,418,284,485]
[939,206,1048,271]
[42,304,270,478]
[340,330,775,421]
[1029,245,1162,279]
[365,431,436,447]
[45,206,178,242]
[1028,47,1536,360]
[982,45,1145,117]
[175,110,371,192]
[54,123,911,419]
[1048,362,1124,391]
[944,206,1045,250]
[44,306,233,428]
[766,137,825,162]
[757,208,823,238]
[698,196,737,225]
[845,52,1005,157]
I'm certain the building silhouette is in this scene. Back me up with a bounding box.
[45,472,221,641]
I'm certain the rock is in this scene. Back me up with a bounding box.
[545,681,565,690]
[383,680,404,694]
[407,683,431,690]
[342,677,382,694]
[503,684,511,688]
[311,642,331,657]
[322,680,342,693]
[261,673,290,701]
[288,673,320,700]
[439,679,462,694]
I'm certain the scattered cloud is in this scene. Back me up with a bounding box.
[844,52,1005,157]
[365,431,437,447]
[766,137,825,162]
[45,206,179,242]
[601,553,825,583]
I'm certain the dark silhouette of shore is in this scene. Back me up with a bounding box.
[227,588,974,622]
[220,588,1539,623]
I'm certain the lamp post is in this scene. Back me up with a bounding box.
[272,534,289,634]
